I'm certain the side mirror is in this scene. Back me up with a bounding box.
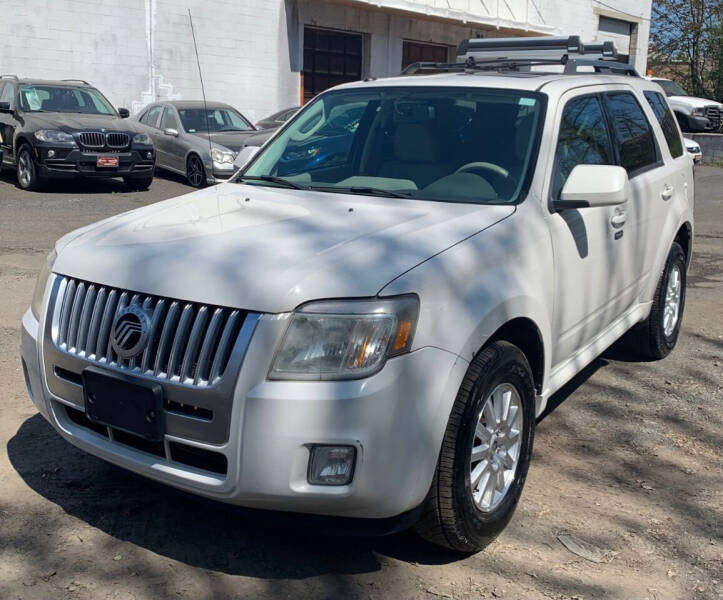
[163,128,179,137]
[234,145,260,170]
[118,107,130,118]
[0,102,11,113]
[555,164,629,210]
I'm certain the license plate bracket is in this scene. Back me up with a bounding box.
[96,155,119,168]
[83,367,164,441]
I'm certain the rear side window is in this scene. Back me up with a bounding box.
[602,92,658,174]
[552,95,613,198]
[644,91,683,158]
[141,105,162,127]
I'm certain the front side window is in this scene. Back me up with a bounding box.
[178,107,252,133]
[241,87,544,205]
[644,91,683,158]
[552,95,613,199]
[0,83,14,108]
[602,92,658,174]
[18,85,114,115]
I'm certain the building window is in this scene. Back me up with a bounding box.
[303,27,362,103]
[402,41,449,69]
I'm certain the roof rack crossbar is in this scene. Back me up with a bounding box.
[563,58,638,75]
[61,78,90,85]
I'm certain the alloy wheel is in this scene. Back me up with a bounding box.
[663,264,682,338]
[187,156,204,187]
[17,150,32,188]
[469,382,524,512]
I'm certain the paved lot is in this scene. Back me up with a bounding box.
[0,168,721,600]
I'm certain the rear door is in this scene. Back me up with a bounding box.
[546,90,639,365]
[601,90,672,302]
[157,106,184,172]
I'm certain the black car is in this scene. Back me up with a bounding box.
[0,76,155,190]
[255,106,299,130]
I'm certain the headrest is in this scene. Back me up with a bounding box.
[393,123,439,163]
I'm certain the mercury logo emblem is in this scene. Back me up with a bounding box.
[111,305,150,359]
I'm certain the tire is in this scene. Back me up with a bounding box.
[16,144,43,190]
[186,154,206,188]
[415,340,536,552]
[625,242,686,360]
[123,174,154,191]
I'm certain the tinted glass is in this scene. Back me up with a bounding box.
[644,91,683,158]
[178,108,252,132]
[0,83,14,107]
[141,105,162,127]
[243,87,543,205]
[18,85,114,114]
[552,95,613,198]
[652,79,687,97]
[160,107,179,130]
[603,92,657,174]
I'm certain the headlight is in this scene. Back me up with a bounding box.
[692,107,707,116]
[211,148,235,164]
[30,249,57,320]
[687,145,700,154]
[269,295,419,381]
[34,130,75,143]
[133,133,151,145]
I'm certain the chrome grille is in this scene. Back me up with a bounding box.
[106,132,130,148]
[79,132,105,148]
[705,106,721,130]
[53,277,247,387]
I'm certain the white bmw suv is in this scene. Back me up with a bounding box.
[21,38,694,552]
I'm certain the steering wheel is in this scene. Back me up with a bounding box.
[455,162,519,196]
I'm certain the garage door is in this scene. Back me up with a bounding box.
[303,27,362,102]
[598,16,633,63]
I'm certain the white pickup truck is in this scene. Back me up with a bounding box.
[650,77,722,132]
[21,37,694,552]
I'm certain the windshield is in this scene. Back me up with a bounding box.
[178,107,253,133]
[18,85,115,114]
[240,87,543,205]
[654,79,687,97]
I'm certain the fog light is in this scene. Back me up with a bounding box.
[146,151,153,159]
[308,445,355,486]
[47,149,55,158]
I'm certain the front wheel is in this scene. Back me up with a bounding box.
[625,242,687,359]
[123,174,154,191]
[17,145,43,190]
[186,154,206,188]
[415,340,536,552]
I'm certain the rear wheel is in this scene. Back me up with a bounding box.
[415,341,536,552]
[625,242,686,359]
[186,154,206,188]
[16,145,43,190]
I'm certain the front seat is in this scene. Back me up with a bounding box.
[378,123,447,188]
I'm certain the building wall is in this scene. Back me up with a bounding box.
[0,0,651,122]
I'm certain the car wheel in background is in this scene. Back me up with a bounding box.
[415,340,536,552]
[186,154,206,188]
[123,173,154,191]
[625,242,687,359]
[16,145,43,190]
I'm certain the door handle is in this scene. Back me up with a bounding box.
[661,184,674,201]
[610,211,627,228]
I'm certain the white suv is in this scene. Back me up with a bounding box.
[21,37,694,552]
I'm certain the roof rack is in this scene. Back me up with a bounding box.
[400,35,638,77]
[0,74,19,80]
[401,55,639,77]
[61,78,90,85]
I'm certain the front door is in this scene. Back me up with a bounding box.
[547,90,638,366]
[0,82,18,166]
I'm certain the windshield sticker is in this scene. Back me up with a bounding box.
[519,97,536,106]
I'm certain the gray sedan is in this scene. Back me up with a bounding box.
[134,101,258,187]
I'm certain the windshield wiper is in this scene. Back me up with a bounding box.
[311,185,410,199]
[237,175,306,190]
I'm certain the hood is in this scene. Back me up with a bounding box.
[25,112,143,133]
[666,95,723,109]
[191,130,258,152]
[53,184,514,313]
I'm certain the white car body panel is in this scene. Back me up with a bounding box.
[21,67,695,521]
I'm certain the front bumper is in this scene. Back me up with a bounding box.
[207,160,236,184]
[36,145,155,179]
[21,294,467,519]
